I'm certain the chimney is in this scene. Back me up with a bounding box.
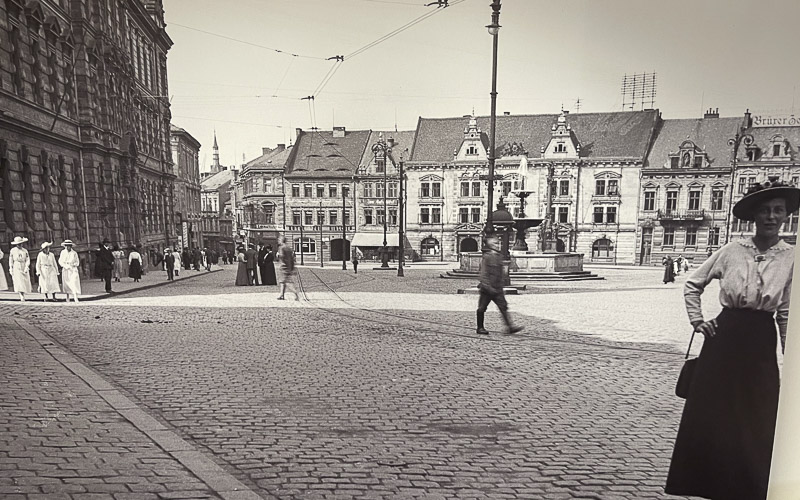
[503,111,510,116]
[387,137,395,148]
[333,126,346,138]
[262,147,272,155]
[276,143,285,152]
[704,108,719,119]
[744,108,752,128]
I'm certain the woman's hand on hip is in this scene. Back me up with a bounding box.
[692,318,718,338]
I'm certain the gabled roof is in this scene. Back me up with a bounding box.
[409,110,660,163]
[242,146,293,171]
[741,125,800,160]
[286,129,371,178]
[170,124,201,149]
[646,116,743,169]
[201,169,234,191]
[358,130,416,168]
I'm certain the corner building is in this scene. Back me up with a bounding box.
[0,0,174,276]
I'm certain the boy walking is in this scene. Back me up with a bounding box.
[476,234,523,335]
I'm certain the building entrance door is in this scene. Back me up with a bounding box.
[640,227,653,265]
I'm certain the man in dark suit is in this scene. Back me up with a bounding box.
[97,239,115,293]
[164,248,175,281]
[257,243,268,286]
[245,244,259,285]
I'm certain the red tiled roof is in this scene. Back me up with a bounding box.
[286,129,371,179]
[646,117,744,169]
[409,110,660,163]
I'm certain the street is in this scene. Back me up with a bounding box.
[0,265,707,499]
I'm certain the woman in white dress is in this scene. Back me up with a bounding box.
[58,239,81,303]
[9,236,32,301]
[35,242,60,301]
[0,247,8,291]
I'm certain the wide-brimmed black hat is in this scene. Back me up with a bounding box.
[733,177,800,221]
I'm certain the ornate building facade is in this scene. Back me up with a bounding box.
[0,0,174,276]
[170,124,201,250]
[236,144,291,249]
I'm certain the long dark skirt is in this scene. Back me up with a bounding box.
[129,260,142,280]
[260,263,277,285]
[666,308,779,500]
[235,262,250,286]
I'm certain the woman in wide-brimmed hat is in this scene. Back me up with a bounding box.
[9,236,32,301]
[58,240,81,303]
[666,176,799,500]
[35,242,60,301]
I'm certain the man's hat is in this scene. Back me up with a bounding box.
[102,238,111,244]
[62,239,74,246]
[733,176,800,221]
[10,236,28,246]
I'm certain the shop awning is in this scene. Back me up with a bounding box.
[351,232,399,247]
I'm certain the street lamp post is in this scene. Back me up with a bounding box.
[372,138,391,268]
[725,131,745,245]
[319,200,324,268]
[484,0,501,236]
[398,154,405,277]
[299,217,304,265]
[342,188,347,270]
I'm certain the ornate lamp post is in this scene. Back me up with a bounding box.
[319,200,324,268]
[484,0,501,236]
[725,131,750,244]
[372,137,391,268]
[342,187,347,270]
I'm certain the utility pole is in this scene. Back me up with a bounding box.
[398,155,405,277]
[342,187,347,270]
[299,217,304,265]
[319,200,324,267]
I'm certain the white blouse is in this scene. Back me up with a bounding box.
[684,238,794,347]
[128,251,142,264]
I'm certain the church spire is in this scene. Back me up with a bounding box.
[212,131,220,172]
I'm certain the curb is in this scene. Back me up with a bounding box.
[14,318,265,500]
[0,268,222,303]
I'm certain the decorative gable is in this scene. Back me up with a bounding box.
[454,115,487,161]
[542,111,581,160]
[667,139,710,169]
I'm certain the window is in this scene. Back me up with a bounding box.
[375,159,385,174]
[432,207,441,224]
[388,182,398,198]
[303,210,313,225]
[461,182,470,197]
[292,211,301,225]
[686,228,697,247]
[264,179,271,193]
[389,209,397,226]
[459,207,469,223]
[466,145,477,155]
[591,238,613,259]
[709,227,720,247]
[263,204,275,224]
[784,212,798,233]
[774,144,781,156]
[666,191,678,212]
[548,206,556,221]
[292,185,300,197]
[376,182,385,199]
[471,208,481,223]
[329,210,338,225]
[711,190,724,211]
[317,210,325,226]
[606,207,617,224]
[502,181,512,196]
[421,183,430,197]
[671,157,679,169]
[420,207,430,224]
[555,143,566,153]
[364,208,373,225]
[294,237,315,255]
[593,207,604,224]
[595,179,606,196]
[472,182,481,197]
[343,185,350,198]
[550,180,558,195]
[738,177,747,194]
[559,180,569,196]
[376,208,385,224]
[432,182,441,197]
[644,192,656,211]
[558,206,569,223]
[688,190,701,210]
[663,228,675,246]
[364,182,373,198]
[792,176,799,187]
[343,210,350,225]
[316,185,324,198]
[607,179,619,196]
[329,185,337,198]
[304,184,312,197]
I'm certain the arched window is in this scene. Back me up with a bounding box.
[459,237,478,253]
[591,238,613,259]
[421,237,439,256]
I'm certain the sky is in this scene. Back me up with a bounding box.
[163,0,800,171]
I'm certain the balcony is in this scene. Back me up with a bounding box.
[286,225,355,233]
[657,209,705,221]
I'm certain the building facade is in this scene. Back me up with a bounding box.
[170,124,202,250]
[236,144,291,249]
[405,111,659,263]
[200,168,234,254]
[0,0,174,277]
[282,127,366,263]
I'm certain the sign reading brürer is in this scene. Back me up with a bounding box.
[751,114,800,127]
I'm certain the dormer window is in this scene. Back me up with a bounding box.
[466,145,477,155]
[773,144,781,157]
[555,143,566,153]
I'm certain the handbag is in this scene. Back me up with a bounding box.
[675,330,698,399]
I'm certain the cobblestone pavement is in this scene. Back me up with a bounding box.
[0,267,706,499]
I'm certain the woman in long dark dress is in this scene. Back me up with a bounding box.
[128,247,143,282]
[234,246,249,286]
[662,255,675,283]
[665,178,798,500]
[261,245,277,285]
